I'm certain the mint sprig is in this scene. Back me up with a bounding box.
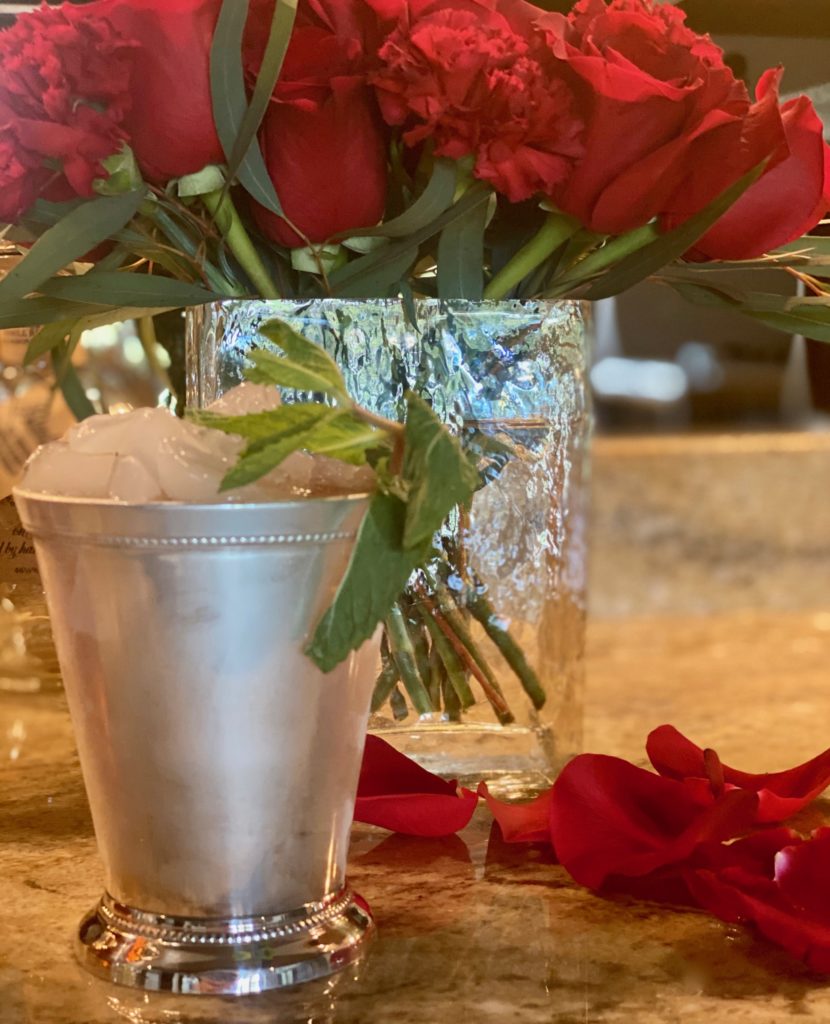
[195,318,480,672]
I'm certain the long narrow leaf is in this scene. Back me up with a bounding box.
[330,186,490,297]
[581,164,766,301]
[210,0,283,216]
[38,272,222,307]
[226,0,297,183]
[51,350,96,421]
[343,159,458,240]
[0,191,146,303]
[437,191,489,300]
[0,297,106,330]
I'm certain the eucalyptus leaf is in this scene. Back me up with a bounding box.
[226,0,297,186]
[0,297,105,330]
[210,0,283,216]
[255,320,349,400]
[402,393,480,549]
[37,272,222,308]
[344,159,458,240]
[581,164,766,301]
[330,185,490,298]
[0,191,147,303]
[25,320,73,364]
[51,350,96,421]
[437,189,489,300]
[306,492,431,672]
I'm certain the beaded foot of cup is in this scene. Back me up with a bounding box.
[77,890,375,995]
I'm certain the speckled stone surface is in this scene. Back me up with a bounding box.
[3,434,830,1023]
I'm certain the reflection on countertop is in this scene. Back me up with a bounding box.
[2,431,830,1023]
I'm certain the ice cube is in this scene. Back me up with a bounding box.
[21,446,116,498]
[156,434,241,502]
[108,455,163,503]
[207,382,282,415]
[309,456,375,496]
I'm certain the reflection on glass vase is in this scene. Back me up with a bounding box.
[188,299,590,797]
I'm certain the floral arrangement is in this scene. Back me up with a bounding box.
[0,0,827,381]
[358,727,830,974]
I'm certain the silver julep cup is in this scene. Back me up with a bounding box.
[13,489,377,995]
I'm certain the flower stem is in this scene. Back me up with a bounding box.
[202,189,281,300]
[484,212,580,301]
[547,222,661,296]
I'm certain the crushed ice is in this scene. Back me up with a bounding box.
[18,383,375,503]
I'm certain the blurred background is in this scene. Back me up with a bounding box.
[1,0,828,436]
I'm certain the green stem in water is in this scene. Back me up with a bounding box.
[484,212,580,301]
[203,189,281,300]
[385,604,434,715]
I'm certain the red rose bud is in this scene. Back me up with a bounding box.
[0,4,132,215]
[246,4,388,246]
[371,1,584,203]
[685,81,830,260]
[85,0,226,184]
[539,0,785,236]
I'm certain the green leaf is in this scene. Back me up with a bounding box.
[581,164,767,301]
[25,320,73,364]
[329,185,490,298]
[210,0,284,217]
[0,191,147,303]
[296,411,385,465]
[192,402,329,446]
[226,0,297,185]
[254,320,350,400]
[437,186,489,300]
[402,392,480,549]
[306,492,431,672]
[51,350,96,421]
[343,158,458,240]
[37,272,222,307]
[0,296,105,330]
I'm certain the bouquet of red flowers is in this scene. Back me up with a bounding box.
[0,0,828,391]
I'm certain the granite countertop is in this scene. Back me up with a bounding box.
[3,433,830,1023]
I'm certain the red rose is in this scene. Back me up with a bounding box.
[246,2,389,246]
[539,0,785,236]
[676,77,830,260]
[86,0,225,184]
[371,0,584,202]
[0,4,132,215]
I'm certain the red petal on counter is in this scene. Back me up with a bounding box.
[687,829,830,973]
[354,736,478,837]
[647,725,830,823]
[549,753,758,890]
[478,783,554,845]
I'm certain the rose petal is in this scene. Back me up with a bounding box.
[549,754,758,890]
[647,725,830,823]
[354,736,478,837]
[478,782,553,844]
[686,830,830,973]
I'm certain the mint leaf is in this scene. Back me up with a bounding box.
[402,393,480,549]
[254,320,349,400]
[306,492,431,672]
[192,404,330,447]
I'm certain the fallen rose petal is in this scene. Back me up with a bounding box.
[647,725,830,823]
[686,830,830,973]
[354,735,478,837]
[478,783,553,844]
[549,754,758,890]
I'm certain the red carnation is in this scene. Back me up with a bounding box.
[0,4,132,216]
[539,0,785,235]
[371,0,584,203]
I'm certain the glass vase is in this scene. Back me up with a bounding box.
[188,299,590,797]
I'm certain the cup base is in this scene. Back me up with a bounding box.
[76,888,375,995]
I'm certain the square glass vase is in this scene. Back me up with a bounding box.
[188,298,589,798]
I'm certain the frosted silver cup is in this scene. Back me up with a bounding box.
[13,489,377,995]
